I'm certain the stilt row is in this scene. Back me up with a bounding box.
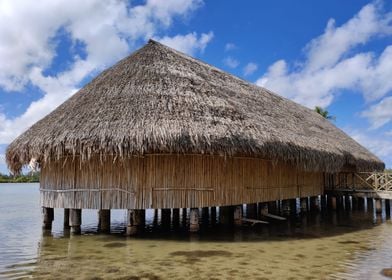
[41,195,390,235]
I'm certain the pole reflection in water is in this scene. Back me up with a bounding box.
[2,184,392,280]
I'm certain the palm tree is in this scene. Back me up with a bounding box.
[314,106,336,121]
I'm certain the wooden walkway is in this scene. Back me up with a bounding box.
[325,172,392,199]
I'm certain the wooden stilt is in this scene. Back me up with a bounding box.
[98,209,110,233]
[182,208,187,225]
[201,207,209,224]
[246,203,257,219]
[300,198,308,213]
[375,199,382,214]
[210,207,217,224]
[332,196,342,211]
[190,208,199,232]
[281,200,291,216]
[290,199,297,215]
[172,208,180,227]
[220,206,232,224]
[385,200,391,216]
[153,209,159,226]
[259,203,268,217]
[233,205,242,225]
[351,196,359,210]
[367,198,374,210]
[357,197,365,210]
[69,209,82,234]
[328,196,337,211]
[64,208,70,227]
[310,196,320,211]
[320,195,327,210]
[42,207,54,230]
[126,209,145,236]
[268,201,277,214]
[161,208,171,227]
[344,195,351,210]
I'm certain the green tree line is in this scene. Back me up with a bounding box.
[0,172,40,183]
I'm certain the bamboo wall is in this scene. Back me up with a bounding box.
[40,154,324,209]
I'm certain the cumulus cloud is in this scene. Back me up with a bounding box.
[243,62,258,76]
[0,0,208,145]
[223,56,240,68]
[156,31,213,55]
[256,2,392,108]
[350,130,392,167]
[225,43,237,51]
[362,96,392,129]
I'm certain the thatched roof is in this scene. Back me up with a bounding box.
[6,40,384,174]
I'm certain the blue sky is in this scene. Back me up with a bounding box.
[1,0,392,173]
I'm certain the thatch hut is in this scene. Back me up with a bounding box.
[6,40,384,233]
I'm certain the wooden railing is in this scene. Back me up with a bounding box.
[325,172,392,193]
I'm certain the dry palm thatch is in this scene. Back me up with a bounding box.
[6,40,384,174]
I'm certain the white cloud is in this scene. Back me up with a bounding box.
[386,130,392,136]
[362,96,392,129]
[256,2,392,109]
[156,31,213,55]
[0,0,208,145]
[243,62,258,76]
[225,43,236,51]
[0,154,5,165]
[350,130,392,168]
[223,56,240,68]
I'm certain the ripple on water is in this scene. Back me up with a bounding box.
[2,184,392,279]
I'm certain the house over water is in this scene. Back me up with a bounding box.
[6,40,384,234]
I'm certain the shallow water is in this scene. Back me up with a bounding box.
[1,184,392,279]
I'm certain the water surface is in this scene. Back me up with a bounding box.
[1,183,392,279]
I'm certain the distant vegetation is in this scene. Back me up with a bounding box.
[0,172,40,183]
[314,106,336,121]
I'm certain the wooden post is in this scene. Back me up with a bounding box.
[161,208,171,227]
[98,209,111,233]
[328,196,337,211]
[351,196,359,210]
[153,209,159,226]
[336,196,344,211]
[126,209,145,236]
[375,199,382,214]
[367,198,374,210]
[220,206,232,224]
[320,195,327,211]
[310,196,320,211]
[182,208,187,225]
[246,203,257,219]
[281,200,291,216]
[69,209,82,234]
[172,208,180,227]
[64,209,70,227]
[42,207,54,230]
[357,197,365,211]
[385,200,391,216]
[300,198,308,213]
[290,199,297,215]
[344,195,351,210]
[268,201,277,214]
[201,207,209,224]
[190,208,199,232]
[259,203,268,217]
[210,207,217,224]
[234,205,242,225]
